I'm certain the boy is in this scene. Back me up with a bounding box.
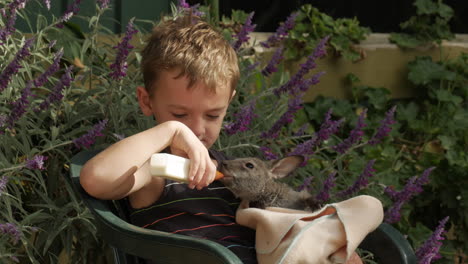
[81,15,363,264]
[80,16,257,263]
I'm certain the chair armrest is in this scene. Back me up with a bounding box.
[359,223,417,264]
[70,150,243,264]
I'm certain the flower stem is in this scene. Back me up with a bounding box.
[0,164,26,173]
[39,140,73,154]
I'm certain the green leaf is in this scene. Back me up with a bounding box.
[389,33,424,49]
[432,89,463,104]
[363,87,390,109]
[407,57,457,85]
[397,102,419,122]
[345,73,361,85]
[438,135,455,150]
[51,126,60,141]
[437,2,454,19]
[414,0,438,15]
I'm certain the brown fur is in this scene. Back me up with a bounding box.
[219,156,321,211]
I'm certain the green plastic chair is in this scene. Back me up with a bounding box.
[69,149,417,264]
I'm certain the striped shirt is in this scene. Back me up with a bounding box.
[128,150,257,263]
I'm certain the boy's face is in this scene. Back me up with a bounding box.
[137,69,235,148]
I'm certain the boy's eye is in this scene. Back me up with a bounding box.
[172,113,187,118]
[207,115,220,120]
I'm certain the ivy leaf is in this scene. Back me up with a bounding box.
[363,87,390,110]
[438,135,455,150]
[414,0,438,15]
[453,109,468,129]
[432,89,463,104]
[389,33,424,49]
[397,102,419,123]
[436,3,454,19]
[407,57,457,85]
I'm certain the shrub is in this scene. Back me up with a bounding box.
[1,0,458,263]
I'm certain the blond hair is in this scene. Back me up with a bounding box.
[141,16,239,95]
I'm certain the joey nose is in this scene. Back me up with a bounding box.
[220,161,228,169]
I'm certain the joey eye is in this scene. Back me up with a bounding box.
[245,162,255,169]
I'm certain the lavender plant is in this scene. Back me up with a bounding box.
[218,9,452,264]
[0,0,457,263]
[0,0,151,262]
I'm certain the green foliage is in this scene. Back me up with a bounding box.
[283,4,371,61]
[0,1,153,262]
[306,53,468,262]
[1,0,463,263]
[389,0,455,48]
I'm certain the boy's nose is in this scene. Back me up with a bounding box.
[187,118,205,139]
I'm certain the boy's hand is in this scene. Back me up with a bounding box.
[169,121,217,190]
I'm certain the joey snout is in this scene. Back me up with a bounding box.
[219,159,268,198]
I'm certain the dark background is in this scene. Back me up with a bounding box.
[192,0,468,33]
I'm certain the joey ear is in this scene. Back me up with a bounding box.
[269,155,304,179]
[229,90,237,103]
[136,86,154,116]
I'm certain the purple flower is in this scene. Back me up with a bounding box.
[246,61,260,72]
[34,49,63,87]
[224,100,257,135]
[0,115,6,130]
[10,256,19,263]
[0,176,9,195]
[178,0,190,9]
[316,109,344,142]
[112,133,125,141]
[293,123,309,137]
[48,40,57,49]
[384,167,434,223]
[44,0,50,9]
[35,66,74,112]
[261,93,304,139]
[0,38,34,92]
[289,136,318,159]
[316,171,337,203]
[260,146,278,160]
[262,46,284,76]
[96,0,109,9]
[369,105,397,145]
[288,109,342,159]
[274,36,329,96]
[337,160,376,198]
[416,216,449,264]
[333,109,368,154]
[73,119,108,149]
[232,12,256,51]
[296,71,325,93]
[261,12,298,48]
[0,0,28,43]
[0,222,21,244]
[109,19,138,80]
[25,155,48,170]
[297,176,314,192]
[177,0,204,17]
[0,10,17,43]
[57,0,82,27]
[6,81,32,128]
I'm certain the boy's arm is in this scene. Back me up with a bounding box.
[79,120,217,200]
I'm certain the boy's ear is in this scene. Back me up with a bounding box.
[269,155,304,179]
[136,86,153,116]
